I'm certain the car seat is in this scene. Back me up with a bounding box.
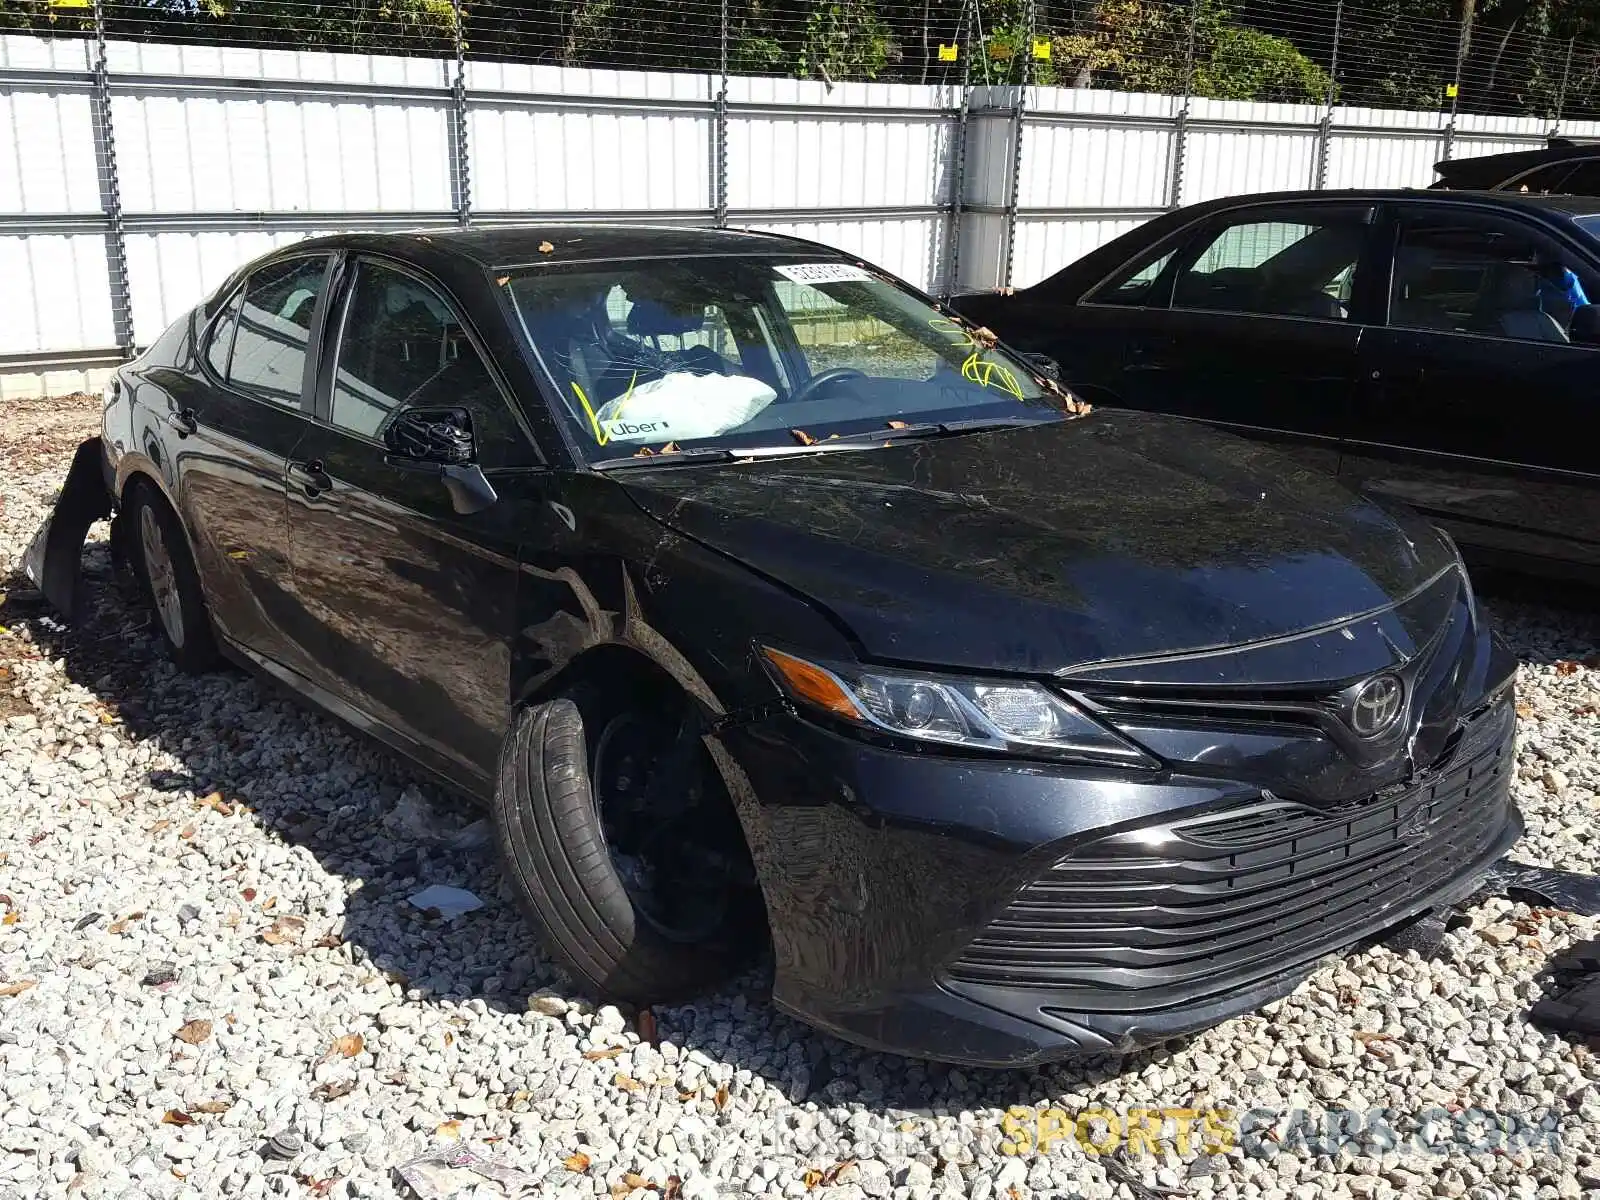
[1483,266,1569,343]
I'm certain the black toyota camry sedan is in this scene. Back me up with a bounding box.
[26,225,1519,1067]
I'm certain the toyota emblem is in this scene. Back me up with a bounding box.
[1350,673,1405,738]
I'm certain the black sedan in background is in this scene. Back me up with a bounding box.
[952,189,1600,579]
[27,225,1519,1066]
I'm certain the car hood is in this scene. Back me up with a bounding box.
[616,412,1456,675]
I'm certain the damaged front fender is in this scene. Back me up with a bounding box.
[20,437,114,620]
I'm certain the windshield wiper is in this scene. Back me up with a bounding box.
[821,416,1051,445]
[589,447,740,471]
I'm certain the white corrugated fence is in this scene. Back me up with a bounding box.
[3,30,1595,398]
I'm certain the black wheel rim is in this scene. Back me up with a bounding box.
[590,710,740,944]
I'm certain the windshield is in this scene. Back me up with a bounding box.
[502,255,1062,464]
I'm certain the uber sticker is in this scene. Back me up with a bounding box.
[601,417,671,442]
[774,262,874,285]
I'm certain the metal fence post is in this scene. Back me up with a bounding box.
[1000,0,1035,290]
[89,0,135,360]
[1167,0,1200,210]
[450,0,471,226]
[714,0,730,228]
[1442,3,1473,161]
[944,0,974,295]
[1312,0,1342,190]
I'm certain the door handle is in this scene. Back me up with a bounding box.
[287,459,332,497]
[166,407,198,438]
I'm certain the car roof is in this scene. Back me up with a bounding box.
[289,224,843,271]
[1157,187,1600,221]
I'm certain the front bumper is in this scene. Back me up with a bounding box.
[715,690,1520,1068]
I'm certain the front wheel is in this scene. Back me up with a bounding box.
[493,684,762,1004]
[127,487,219,673]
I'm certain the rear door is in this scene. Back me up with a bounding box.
[284,254,539,791]
[176,253,331,671]
[1341,202,1600,568]
[1079,202,1380,475]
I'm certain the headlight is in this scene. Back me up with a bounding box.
[760,647,1155,766]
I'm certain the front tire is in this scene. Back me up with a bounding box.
[493,685,759,1004]
[127,486,219,673]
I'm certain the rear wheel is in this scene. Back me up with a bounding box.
[127,486,219,673]
[493,682,762,1003]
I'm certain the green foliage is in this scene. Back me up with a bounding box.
[796,0,895,81]
[1199,23,1330,103]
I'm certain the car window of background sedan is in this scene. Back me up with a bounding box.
[1168,215,1367,321]
[224,255,331,408]
[330,260,529,469]
[1389,221,1600,344]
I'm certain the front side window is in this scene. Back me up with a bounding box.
[330,260,526,467]
[204,286,243,379]
[1169,213,1369,320]
[1390,219,1597,344]
[1089,249,1178,307]
[504,257,1059,464]
[228,256,331,408]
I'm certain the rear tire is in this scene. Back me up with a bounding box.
[126,485,219,674]
[493,684,760,1004]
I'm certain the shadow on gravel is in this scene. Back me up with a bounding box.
[2,547,1171,1114]
[1472,564,1600,667]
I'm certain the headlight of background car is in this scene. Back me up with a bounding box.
[760,647,1155,767]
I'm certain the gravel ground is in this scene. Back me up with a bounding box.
[2,396,1598,1200]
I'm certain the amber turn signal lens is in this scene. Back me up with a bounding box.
[761,648,861,720]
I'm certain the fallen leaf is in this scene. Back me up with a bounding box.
[327,1033,364,1059]
[1007,1188,1022,1200]
[496,275,511,286]
[198,791,233,816]
[435,1120,462,1141]
[714,1084,730,1111]
[1555,660,1582,676]
[161,1110,195,1126]
[614,1072,645,1093]
[148,819,171,834]
[175,1019,212,1045]
[620,1172,652,1191]
[172,1168,189,1181]
[584,1045,626,1061]
[659,442,680,454]
[224,1013,237,1025]
[178,825,196,841]
[803,1169,823,1189]
[241,887,257,901]
[636,1009,657,1043]
[539,240,556,253]
[313,1079,357,1102]
[886,420,910,429]
[301,1177,337,1198]
[261,916,306,946]
[633,447,655,457]
[972,325,999,347]
[0,980,36,998]
[1,912,17,926]
[564,1152,592,1173]
[790,428,818,446]
[312,933,342,950]
[1354,1030,1394,1044]
[819,1160,854,1186]
[28,831,48,847]
[191,1099,231,1114]
[443,1031,454,1046]
[662,1177,682,1200]
[260,896,277,912]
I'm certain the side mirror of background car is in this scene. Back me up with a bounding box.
[1024,352,1061,380]
[382,406,498,516]
[1570,304,1600,347]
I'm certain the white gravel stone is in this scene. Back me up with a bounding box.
[2,400,1599,1200]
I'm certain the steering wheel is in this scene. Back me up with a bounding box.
[785,366,866,406]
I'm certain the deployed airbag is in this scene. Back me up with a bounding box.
[595,371,776,444]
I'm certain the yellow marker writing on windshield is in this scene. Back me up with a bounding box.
[573,371,641,447]
[962,350,1026,401]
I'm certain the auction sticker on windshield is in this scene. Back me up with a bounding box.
[774,263,874,285]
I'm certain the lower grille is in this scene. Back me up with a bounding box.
[946,702,1515,1010]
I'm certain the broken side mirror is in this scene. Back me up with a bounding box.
[381,406,498,516]
[1571,303,1600,347]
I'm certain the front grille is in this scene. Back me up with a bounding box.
[946,703,1514,1010]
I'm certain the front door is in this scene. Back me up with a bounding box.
[284,255,541,791]
[1341,204,1600,569]
[1103,204,1379,475]
[170,254,332,671]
